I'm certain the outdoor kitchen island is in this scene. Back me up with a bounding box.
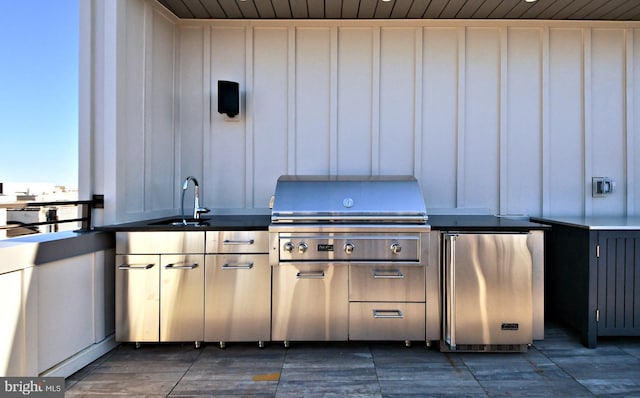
[104,210,548,350]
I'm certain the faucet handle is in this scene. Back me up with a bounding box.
[195,207,210,219]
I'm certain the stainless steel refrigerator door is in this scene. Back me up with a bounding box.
[444,233,533,349]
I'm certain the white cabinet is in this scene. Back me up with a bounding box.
[0,267,37,376]
[0,233,115,378]
[38,256,96,371]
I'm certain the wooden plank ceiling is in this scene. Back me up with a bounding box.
[156,0,640,20]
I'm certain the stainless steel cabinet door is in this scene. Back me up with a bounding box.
[115,254,160,342]
[444,233,533,348]
[160,254,204,342]
[272,264,349,341]
[204,254,271,342]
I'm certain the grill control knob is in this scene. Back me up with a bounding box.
[297,242,308,254]
[390,242,402,255]
[344,242,355,255]
[283,242,295,253]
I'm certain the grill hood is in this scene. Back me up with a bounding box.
[271,175,428,224]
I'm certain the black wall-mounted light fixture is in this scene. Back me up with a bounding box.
[217,80,240,118]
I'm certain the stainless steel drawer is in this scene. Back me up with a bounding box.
[272,264,349,341]
[116,232,205,254]
[349,265,425,302]
[349,302,425,341]
[206,231,269,253]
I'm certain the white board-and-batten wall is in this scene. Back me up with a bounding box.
[80,0,640,225]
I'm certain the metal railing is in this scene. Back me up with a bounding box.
[0,196,103,238]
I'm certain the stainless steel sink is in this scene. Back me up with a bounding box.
[148,218,210,227]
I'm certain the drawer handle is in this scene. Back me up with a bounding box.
[223,239,255,245]
[373,309,404,319]
[296,271,325,279]
[119,263,154,270]
[222,262,254,270]
[373,270,404,279]
[165,263,199,270]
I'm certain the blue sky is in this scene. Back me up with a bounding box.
[0,0,79,186]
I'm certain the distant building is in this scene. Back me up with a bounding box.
[0,182,79,238]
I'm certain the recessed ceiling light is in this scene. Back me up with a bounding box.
[525,0,537,2]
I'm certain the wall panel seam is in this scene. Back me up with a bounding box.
[584,28,592,217]
[414,27,423,181]
[245,26,254,207]
[202,26,211,207]
[330,26,338,176]
[541,27,550,216]
[170,14,178,214]
[371,27,381,175]
[626,28,635,215]
[499,27,508,215]
[287,26,296,174]
[456,26,466,207]
[174,24,182,210]
[143,3,153,213]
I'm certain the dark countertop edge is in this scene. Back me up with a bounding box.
[530,216,640,230]
[97,214,272,232]
[428,215,550,231]
[97,214,549,232]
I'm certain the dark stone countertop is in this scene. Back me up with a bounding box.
[98,213,271,232]
[97,212,549,233]
[428,215,550,232]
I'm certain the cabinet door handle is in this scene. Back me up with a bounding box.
[373,270,404,279]
[222,262,254,270]
[373,309,404,319]
[223,239,255,245]
[164,263,199,270]
[119,263,154,270]
[296,271,325,279]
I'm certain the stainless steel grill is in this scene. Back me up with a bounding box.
[269,175,433,346]
[271,175,428,225]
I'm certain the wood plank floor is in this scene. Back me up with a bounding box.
[65,323,640,397]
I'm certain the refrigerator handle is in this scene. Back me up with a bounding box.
[445,234,457,351]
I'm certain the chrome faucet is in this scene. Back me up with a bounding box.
[181,176,210,224]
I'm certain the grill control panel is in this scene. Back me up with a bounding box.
[277,234,420,262]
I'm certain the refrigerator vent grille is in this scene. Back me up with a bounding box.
[454,344,528,353]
